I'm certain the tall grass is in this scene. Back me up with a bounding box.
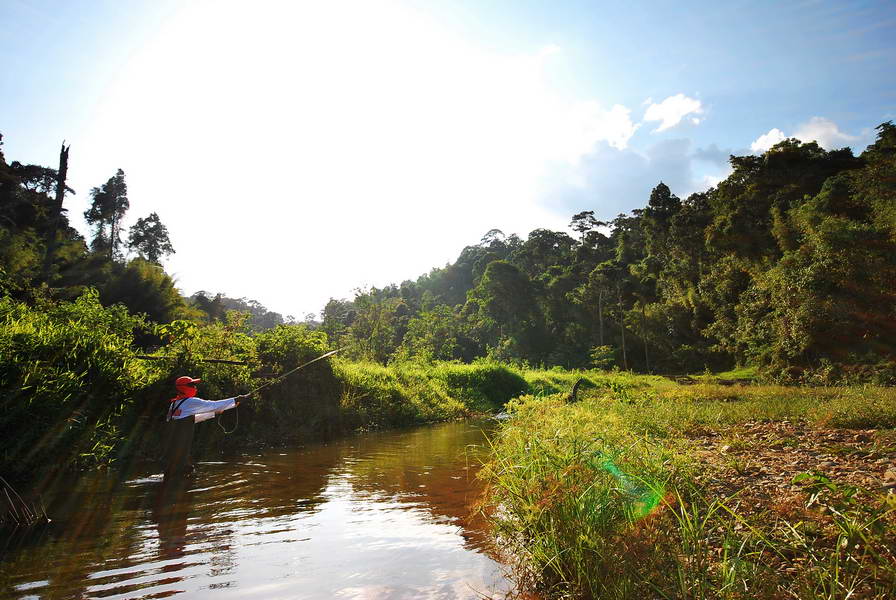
[479,385,896,599]
[0,291,158,478]
[522,367,673,398]
[334,360,528,430]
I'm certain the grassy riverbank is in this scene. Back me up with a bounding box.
[1,292,558,481]
[479,380,896,599]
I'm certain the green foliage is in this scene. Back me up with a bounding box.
[397,304,475,362]
[335,360,529,430]
[0,137,87,291]
[127,212,174,263]
[589,345,615,369]
[0,290,154,477]
[437,361,529,411]
[96,258,196,324]
[249,324,339,439]
[481,394,682,597]
[345,290,409,364]
[335,361,443,429]
[145,315,250,398]
[84,169,129,260]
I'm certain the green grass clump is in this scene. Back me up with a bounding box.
[481,384,896,599]
[604,384,896,435]
[480,394,688,597]
[434,361,528,411]
[333,360,529,430]
[523,368,672,398]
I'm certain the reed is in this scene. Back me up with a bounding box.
[0,475,49,527]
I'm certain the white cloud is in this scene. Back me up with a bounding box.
[751,118,861,154]
[555,102,640,160]
[70,1,642,316]
[538,44,562,58]
[793,116,859,149]
[539,137,716,219]
[698,173,725,190]
[642,93,704,132]
[750,128,787,153]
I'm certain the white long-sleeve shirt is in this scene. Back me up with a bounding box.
[168,397,238,423]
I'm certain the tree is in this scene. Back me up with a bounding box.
[348,293,408,364]
[569,210,604,244]
[191,291,229,322]
[98,258,193,323]
[467,260,548,361]
[642,182,681,258]
[321,298,356,342]
[84,169,129,260]
[0,135,85,292]
[512,228,576,279]
[399,304,474,361]
[853,121,896,240]
[127,212,175,263]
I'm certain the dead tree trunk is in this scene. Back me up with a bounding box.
[41,142,70,282]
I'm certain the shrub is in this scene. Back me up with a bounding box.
[0,290,155,477]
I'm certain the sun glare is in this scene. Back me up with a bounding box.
[73,1,633,314]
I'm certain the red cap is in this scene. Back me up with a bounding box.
[175,376,201,386]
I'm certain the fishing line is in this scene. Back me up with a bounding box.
[244,348,342,396]
[216,348,342,435]
[217,406,238,434]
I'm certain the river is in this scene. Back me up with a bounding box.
[1,419,517,599]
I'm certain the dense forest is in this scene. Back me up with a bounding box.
[2,123,895,383]
[322,122,896,382]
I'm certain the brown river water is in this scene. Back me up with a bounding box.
[1,419,519,599]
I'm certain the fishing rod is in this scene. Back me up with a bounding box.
[217,348,342,434]
[242,348,342,397]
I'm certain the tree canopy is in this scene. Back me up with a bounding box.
[3,123,894,382]
[323,123,896,382]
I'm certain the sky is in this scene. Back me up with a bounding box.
[2,0,894,319]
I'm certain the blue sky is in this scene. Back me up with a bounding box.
[2,0,894,317]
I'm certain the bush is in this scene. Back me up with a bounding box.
[0,290,155,477]
[244,324,340,441]
[436,361,529,411]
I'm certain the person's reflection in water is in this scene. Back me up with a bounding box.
[152,477,193,578]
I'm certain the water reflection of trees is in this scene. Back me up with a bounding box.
[0,422,498,598]
[330,420,499,554]
[0,449,337,599]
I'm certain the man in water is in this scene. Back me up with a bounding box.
[164,376,248,479]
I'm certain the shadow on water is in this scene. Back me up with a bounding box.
[0,419,516,599]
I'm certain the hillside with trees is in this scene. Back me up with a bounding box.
[324,123,896,383]
[2,124,894,382]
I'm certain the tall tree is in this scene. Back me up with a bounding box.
[84,169,129,261]
[569,210,604,244]
[127,212,175,263]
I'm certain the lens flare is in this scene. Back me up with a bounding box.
[596,455,664,520]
